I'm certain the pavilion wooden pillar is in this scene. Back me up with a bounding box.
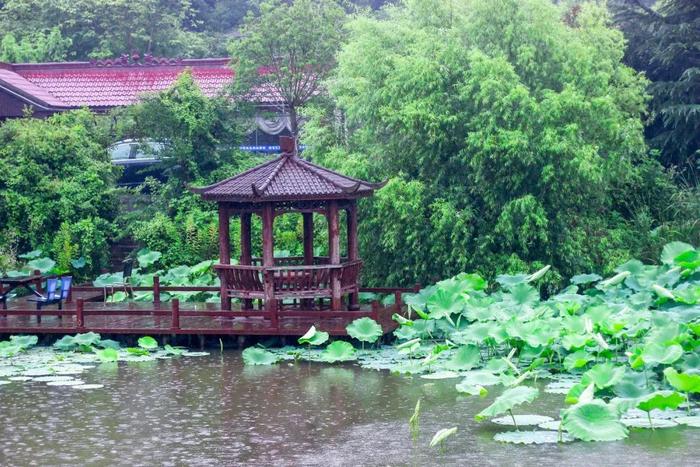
[218,204,231,310]
[240,212,253,309]
[346,201,359,310]
[302,211,315,309]
[327,200,341,311]
[261,204,277,317]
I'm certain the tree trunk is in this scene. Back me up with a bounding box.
[288,104,298,139]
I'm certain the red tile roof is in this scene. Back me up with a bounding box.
[0,57,283,111]
[192,137,384,202]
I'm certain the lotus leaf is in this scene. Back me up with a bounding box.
[444,345,480,371]
[70,257,86,269]
[584,363,626,389]
[421,371,460,380]
[163,345,186,356]
[621,418,678,428]
[491,414,554,427]
[53,336,77,351]
[126,347,150,356]
[455,382,488,397]
[571,273,602,285]
[298,326,330,346]
[562,400,628,442]
[137,336,159,351]
[98,339,121,350]
[73,333,101,347]
[429,427,457,448]
[136,248,162,268]
[475,386,539,421]
[641,343,683,366]
[563,350,594,371]
[18,250,42,259]
[96,348,118,363]
[663,368,700,393]
[242,347,279,365]
[26,257,56,273]
[661,242,695,265]
[9,335,38,350]
[345,317,383,344]
[320,341,356,363]
[674,416,700,427]
[493,430,574,444]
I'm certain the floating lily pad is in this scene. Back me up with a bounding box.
[421,371,460,380]
[32,375,75,382]
[8,376,32,381]
[493,430,574,444]
[674,416,700,427]
[72,384,105,390]
[0,380,10,385]
[539,420,565,431]
[182,351,210,357]
[621,418,678,429]
[46,379,85,386]
[21,368,53,376]
[491,415,554,426]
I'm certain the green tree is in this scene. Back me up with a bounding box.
[612,0,699,179]
[229,0,347,136]
[0,27,71,62]
[305,0,677,286]
[0,109,119,275]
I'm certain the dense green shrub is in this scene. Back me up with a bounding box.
[0,110,119,275]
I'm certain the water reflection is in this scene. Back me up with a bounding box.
[0,351,697,466]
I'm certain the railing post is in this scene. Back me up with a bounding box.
[153,275,160,304]
[33,269,42,294]
[394,291,402,312]
[413,283,422,292]
[171,298,180,331]
[76,298,85,331]
[371,300,380,321]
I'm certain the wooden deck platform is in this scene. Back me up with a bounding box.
[0,299,399,337]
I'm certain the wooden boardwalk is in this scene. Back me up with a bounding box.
[0,298,399,337]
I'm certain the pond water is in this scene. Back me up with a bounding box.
[1,351,699,466]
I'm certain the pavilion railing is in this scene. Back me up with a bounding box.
[249,256,349,267]
[214,260,362,303]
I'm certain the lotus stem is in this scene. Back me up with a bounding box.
[686,392,691,415]
[647,411,654,430]
[508,409,519,431]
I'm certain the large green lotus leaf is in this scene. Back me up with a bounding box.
[664,367,700,393]
[673,285,700,305]
[674,249,700,271]
[661,242,695,265]
[73,332,101,347]
[97,339,121,350]
[571,273,602,285]
[320,341,356,363]
[190,260,215,276]
[485,357,510,374]
[421,370,460,380]
[680,352,700,371]
[18,249,42,259]
[136,248,162,268]
[426,285,464,321]
[242,347,279,365]
[495,274,529,289]
[636,390,684,413]
[452,272,487,291]
[96,348,118,363]
[137,336,158,351]
[298,326,329,346]
[561,333,591,350]
[613,371,651,398]
[563,350,594,371]
[451,322,492,344]
[53,335,77,351]
[26,257,56,274]
[493,430,574,444]
[641,343,683,366]
[92,272,124,287]
[562,400,628,442]
[475,386,539,421]
[429,427,457,448]
[346,317,383,344]
[584,363,626,389]
[9,335,38,350]
[444,345,480,371]
[506,283,539,306]
[458,370,502,387]
[393,325,418,341]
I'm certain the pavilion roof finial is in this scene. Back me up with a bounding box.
[279,135,297,156]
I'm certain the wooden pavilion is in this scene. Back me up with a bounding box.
[191,136,385,315]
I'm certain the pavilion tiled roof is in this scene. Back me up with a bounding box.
[0,57,284,111]
[192,137,385,202]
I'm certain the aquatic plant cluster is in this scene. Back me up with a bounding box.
[0,332,209,390]
[251,242,700,445]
